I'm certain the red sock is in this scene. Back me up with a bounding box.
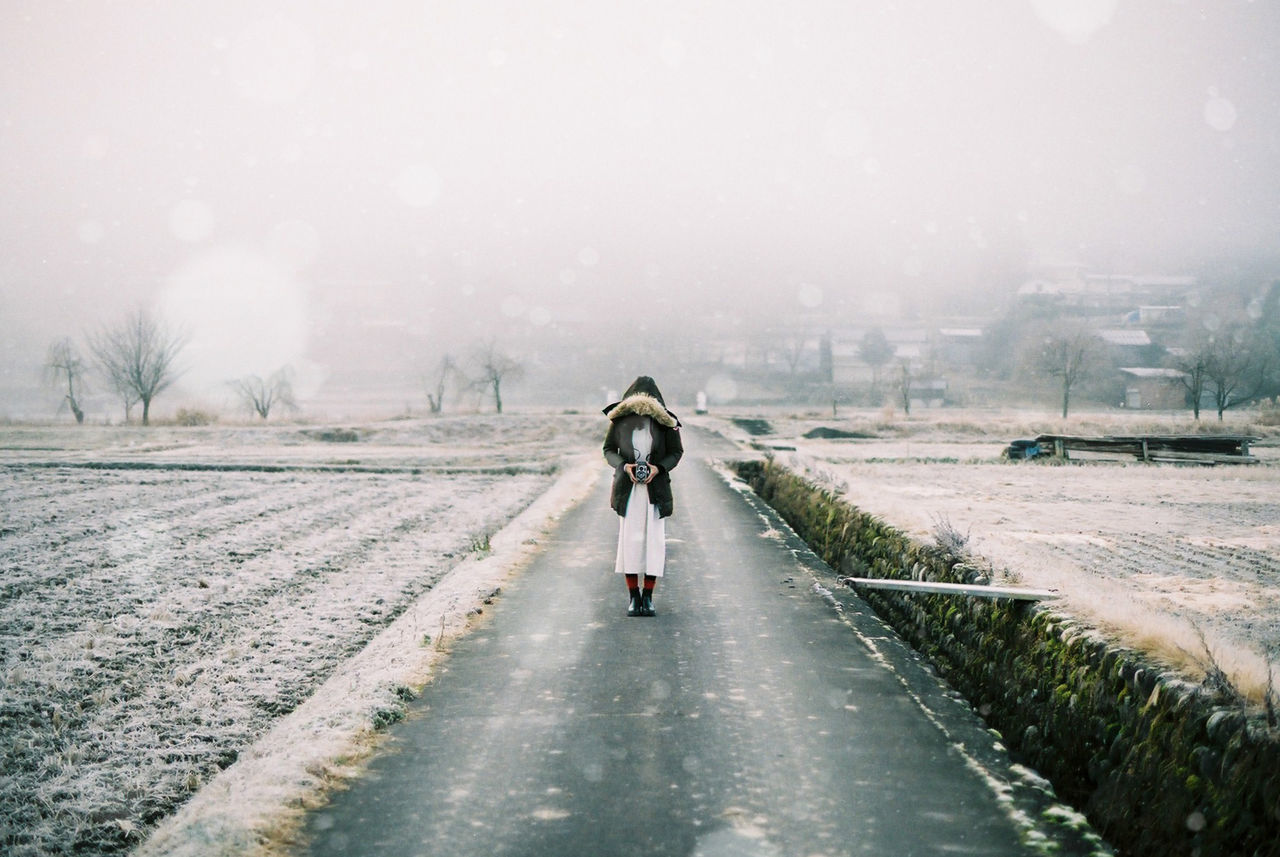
[625,574,639,591]
[643,575,656,593]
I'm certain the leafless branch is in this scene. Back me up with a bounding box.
[230,367,297,420]
[44,337,88,423]
[89,310,186,425]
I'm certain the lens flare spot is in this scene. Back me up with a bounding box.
[159,247,309,396]
[1204,94,1237,132]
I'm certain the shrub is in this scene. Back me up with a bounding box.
[304,428,360,442]
[173,408,218,426]
[1257,399,1280,426]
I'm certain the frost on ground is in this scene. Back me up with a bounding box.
[0,415,599,857]
[713,409,1280,701]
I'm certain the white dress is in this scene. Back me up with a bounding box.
[614,418,666,578]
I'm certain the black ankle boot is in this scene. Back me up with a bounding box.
[641,591,655,617]
[627,589,642,617]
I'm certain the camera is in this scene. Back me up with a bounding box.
[632,460,651,482]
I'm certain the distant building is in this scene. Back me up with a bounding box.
[826,325,931,383]
[910,378,948,410]
[1018,268,1196,312]
[1122,305,1185,327]
[1098,328,1157,365]
[893,342,925,366]
[1098,329,1151,347]
[1119,367,1185,409]
[935,328,983,366]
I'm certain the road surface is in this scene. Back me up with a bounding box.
[297,429,1108,857]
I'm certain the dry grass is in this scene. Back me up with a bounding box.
[1257,398,1280,426]
[929,514,973,561]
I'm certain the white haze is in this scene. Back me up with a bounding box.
[2,1,1278,414]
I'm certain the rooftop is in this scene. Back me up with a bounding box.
[1119,367,1185,378]
[1098,329,1152,347]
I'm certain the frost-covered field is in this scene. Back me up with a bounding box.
[0,415,598,856]
[711,409,1280,701]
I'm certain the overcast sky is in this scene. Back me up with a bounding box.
[2,0,1279,407]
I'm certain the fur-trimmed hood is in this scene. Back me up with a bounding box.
[603,393,679,428]
[603,375,679,427]
[602,378,685,518]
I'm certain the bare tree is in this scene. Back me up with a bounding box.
[1204,324,1262,421]
[896,360,913,416]
[1256,281,1280,401]
[818,332,833,383]
[231,368,296,420]
[1031,327,1101,418]
[110,378,141,424]
[44,338,88,423]
[779,330,809,377]
[426,354,458,414]
[471,341,524,414]
[90,310,186,426]
[1170,337,1212,420]
[860,327,894,400]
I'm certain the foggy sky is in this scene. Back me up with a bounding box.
[3,1,1279,410]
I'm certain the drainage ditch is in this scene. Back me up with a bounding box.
[734,457,1279,857]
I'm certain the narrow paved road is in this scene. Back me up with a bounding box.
[298,429,1106,857]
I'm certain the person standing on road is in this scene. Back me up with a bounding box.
[602,376,683,617]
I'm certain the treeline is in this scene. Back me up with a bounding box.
[44,310,527,425]
[983,280,1280,419]
[46,310,186,426]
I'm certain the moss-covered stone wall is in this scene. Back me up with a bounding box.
[735,458,1279,857]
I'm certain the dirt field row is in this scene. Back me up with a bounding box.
[0,416,600,856]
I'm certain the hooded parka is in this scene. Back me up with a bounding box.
[602,376,683,518]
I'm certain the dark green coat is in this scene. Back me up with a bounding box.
[602,393,683,518]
